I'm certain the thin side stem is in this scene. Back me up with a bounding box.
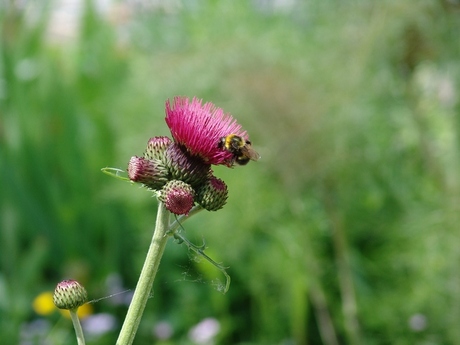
[69,309,85,345]
[168,205,203,234]
[116,202,170,345]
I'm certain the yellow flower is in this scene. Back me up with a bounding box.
[59,302,93,319]
[33,291,93,319]
[33,292,56,316]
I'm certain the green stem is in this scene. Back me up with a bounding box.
[69,309,85,345]
[116,202,170,345]
[168,205,203,234]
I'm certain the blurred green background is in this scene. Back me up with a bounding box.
[1,0,460,344]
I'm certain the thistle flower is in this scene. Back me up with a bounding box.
[160,179,195,215]
[116,98,255,341]
[196,176,228,211]
[53,280,88,310]
[165,96,248,165]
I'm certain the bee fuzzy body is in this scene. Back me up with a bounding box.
[218,134,260,166]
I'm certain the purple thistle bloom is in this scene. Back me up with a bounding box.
[165,96,248,166]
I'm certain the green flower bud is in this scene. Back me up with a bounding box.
[53,280,88,310]
[196,176,228,211]
[164,144,211,188]
[144,136,172,161]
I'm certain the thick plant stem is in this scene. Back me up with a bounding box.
[116,202,170,345]
[69,309,85,345]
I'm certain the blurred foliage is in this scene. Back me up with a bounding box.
[1,0,460,344]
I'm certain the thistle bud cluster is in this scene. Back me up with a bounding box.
[128,137,228,215]
[126,97,258,215]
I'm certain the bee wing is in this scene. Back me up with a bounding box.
[241,145,260,161]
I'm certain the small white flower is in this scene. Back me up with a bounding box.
[188,317,221,345]
[82,313,117,336]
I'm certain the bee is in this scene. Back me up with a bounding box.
[218,134,260,166]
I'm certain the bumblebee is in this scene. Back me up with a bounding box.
[218,134,260,166]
